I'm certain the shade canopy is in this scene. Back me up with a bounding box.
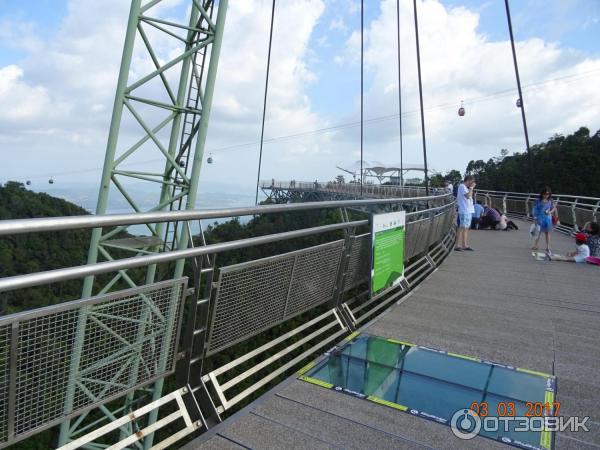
[337,161,432,177]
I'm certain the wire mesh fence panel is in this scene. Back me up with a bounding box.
[575,207,595,228]
[506,198,526,215]
[15,309,79,436]
[207,255,295,355]
[0,278,186,444]
[343,234,371,291]
[404,220,421,260]
[207,241,345,355]
[556,204,572,226]
[430,213,444,245]
[413,219,432,257]
[490,196,503,211]
[0,325,10,443]
[284,241,343,317]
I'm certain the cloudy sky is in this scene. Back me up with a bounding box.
[1,0,599,200]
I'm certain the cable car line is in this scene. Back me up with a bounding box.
[12,69,600,184]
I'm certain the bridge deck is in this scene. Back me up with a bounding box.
[185,219,600,450]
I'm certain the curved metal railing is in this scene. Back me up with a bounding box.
[0,192,455,449]
[474,189,599,234]
[260,179,439,199]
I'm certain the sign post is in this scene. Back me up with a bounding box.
[371,211,406,296]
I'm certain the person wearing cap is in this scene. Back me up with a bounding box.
[550,232,590,263]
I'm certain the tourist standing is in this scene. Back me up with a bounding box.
[532,187,557,253]
[455,175,476,251]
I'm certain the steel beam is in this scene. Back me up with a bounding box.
[58,0,229,447]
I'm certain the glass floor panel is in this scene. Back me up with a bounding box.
[300,334,556,450]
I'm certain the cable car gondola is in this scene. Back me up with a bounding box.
[26,180,31,186]
[207,153,213,164]
[516,98,522,108]
[458,100,465,117]
[48,177,54,184]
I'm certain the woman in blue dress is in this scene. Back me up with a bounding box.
[532,187,557,253]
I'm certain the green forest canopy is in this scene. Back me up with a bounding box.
[465,127,600,196]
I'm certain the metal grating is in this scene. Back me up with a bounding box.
[575,207,594,228]
[404,219,420,259]
[414,219,431,257]
[431,213,443,245]
[506,198,526,214]
[0,325,9,443]
[343,234,371,291]
[208,255,295,354]
[16,310,79,435]
[208,241,344,354]
[556,204,572,225]
[0,278,186,444]
[285,241,343,316]
[490,197,503,211]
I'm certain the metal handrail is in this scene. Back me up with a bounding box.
[0,220,366,292]
[476,189,600,203]
[475,189,600,209]
[0,193,451,236]
[0,200,456,293]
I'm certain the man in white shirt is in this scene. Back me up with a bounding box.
[455,175,476,251]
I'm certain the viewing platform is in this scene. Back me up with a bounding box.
[188,218,600,450]
[0,188,598,450]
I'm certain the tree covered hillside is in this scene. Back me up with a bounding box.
[0,182,92,313]
[466,127,600,196]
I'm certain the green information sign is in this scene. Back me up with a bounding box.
[371,211,405,296]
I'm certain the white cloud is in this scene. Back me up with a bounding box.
[1,0,599,194]
[334,0,600,174]
[0,0,327,193]
[0,65,52,123]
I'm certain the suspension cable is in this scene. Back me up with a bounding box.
[396,0,404,188]
[360,0,364,195]
[255,0,276,205]
[413,0,429,195]
[504,0,535,190]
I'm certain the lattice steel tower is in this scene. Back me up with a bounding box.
[58,0,229,447]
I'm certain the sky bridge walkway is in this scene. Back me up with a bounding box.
[260,180,435,203]
[0,190,598,450]
[186,218,600,450]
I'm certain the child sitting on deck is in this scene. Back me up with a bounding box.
[550,233,590,263]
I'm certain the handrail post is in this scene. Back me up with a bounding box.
[525,195,531,218]
[332,223,356,313]
[502,193,508,215]
[571,199,578,232]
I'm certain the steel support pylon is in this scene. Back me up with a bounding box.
[58,0,229,447]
